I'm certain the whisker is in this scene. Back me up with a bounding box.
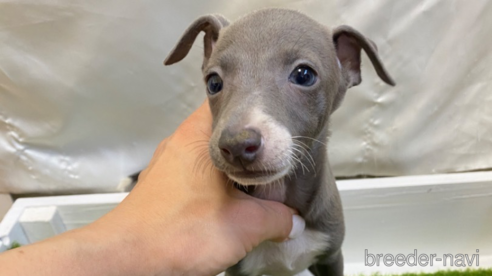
[292,136,327,147]
[188,143,209,152]
[291,139,312,152]
[286,149,301,179]
[185,140,210,147]
[286,150,299,170]
[193,150,210,176]
[198,129,212,138]
[208,158,217,180]
[290,147,310,174]
[286,150,299,179]
[291,139,317,172]
[292,142,315,167]
[227,177,234,189]
[292,143,316,176]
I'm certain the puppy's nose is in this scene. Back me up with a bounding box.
[219,128,263,166]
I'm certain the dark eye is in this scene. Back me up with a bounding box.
[289,66,317,86]
[207,74,223,95]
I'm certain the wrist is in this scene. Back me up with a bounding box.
[76,213,170,276]
[0,220,162,276]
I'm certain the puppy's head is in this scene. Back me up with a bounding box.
[165,9,394,186]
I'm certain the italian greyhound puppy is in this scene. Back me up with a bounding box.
[164,8,395,276]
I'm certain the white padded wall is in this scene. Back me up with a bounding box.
[0,0,491,193]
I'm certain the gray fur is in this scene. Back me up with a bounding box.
[165,8,394,276]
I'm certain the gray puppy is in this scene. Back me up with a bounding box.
[164,8,394,276]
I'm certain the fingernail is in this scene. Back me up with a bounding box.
[288,215,305,239]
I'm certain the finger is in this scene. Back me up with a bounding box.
[153,137,169,157]
[139,138,169,179]
[187,99,212,122]
[138,168,148,181]
[175,100,213,140]
[252,199,296,243]
[228,187,299,216]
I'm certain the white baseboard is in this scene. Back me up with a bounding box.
[340,171,492,275]
[1,172,491,275]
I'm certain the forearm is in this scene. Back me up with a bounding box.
[0,223,158,276]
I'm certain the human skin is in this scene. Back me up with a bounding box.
[0,100,295,276]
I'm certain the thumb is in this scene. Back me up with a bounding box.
[252,199,305,243]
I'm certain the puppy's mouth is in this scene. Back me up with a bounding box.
[226,166,290,186]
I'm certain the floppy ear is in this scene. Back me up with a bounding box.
[164,14,229,66]
[333,25,395,88]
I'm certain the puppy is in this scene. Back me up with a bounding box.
[164,8,395,276]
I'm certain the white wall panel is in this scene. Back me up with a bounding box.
[0,0,491,193]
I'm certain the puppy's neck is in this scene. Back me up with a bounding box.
[248,180,287,202]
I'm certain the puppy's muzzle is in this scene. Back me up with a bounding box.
[218,128,263,167]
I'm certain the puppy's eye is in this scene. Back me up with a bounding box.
[207,74,223,95]
[289,66,317,87]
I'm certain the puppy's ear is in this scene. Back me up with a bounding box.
[164,14,229,66]
[333,25,395,88]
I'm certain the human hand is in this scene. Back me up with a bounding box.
[0,100,299,276]
[93,100,297,276]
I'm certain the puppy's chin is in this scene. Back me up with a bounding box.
[227,166,291,186]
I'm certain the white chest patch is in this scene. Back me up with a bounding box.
[240,229,330,276]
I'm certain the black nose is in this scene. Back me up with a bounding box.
[218,128,263,166]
